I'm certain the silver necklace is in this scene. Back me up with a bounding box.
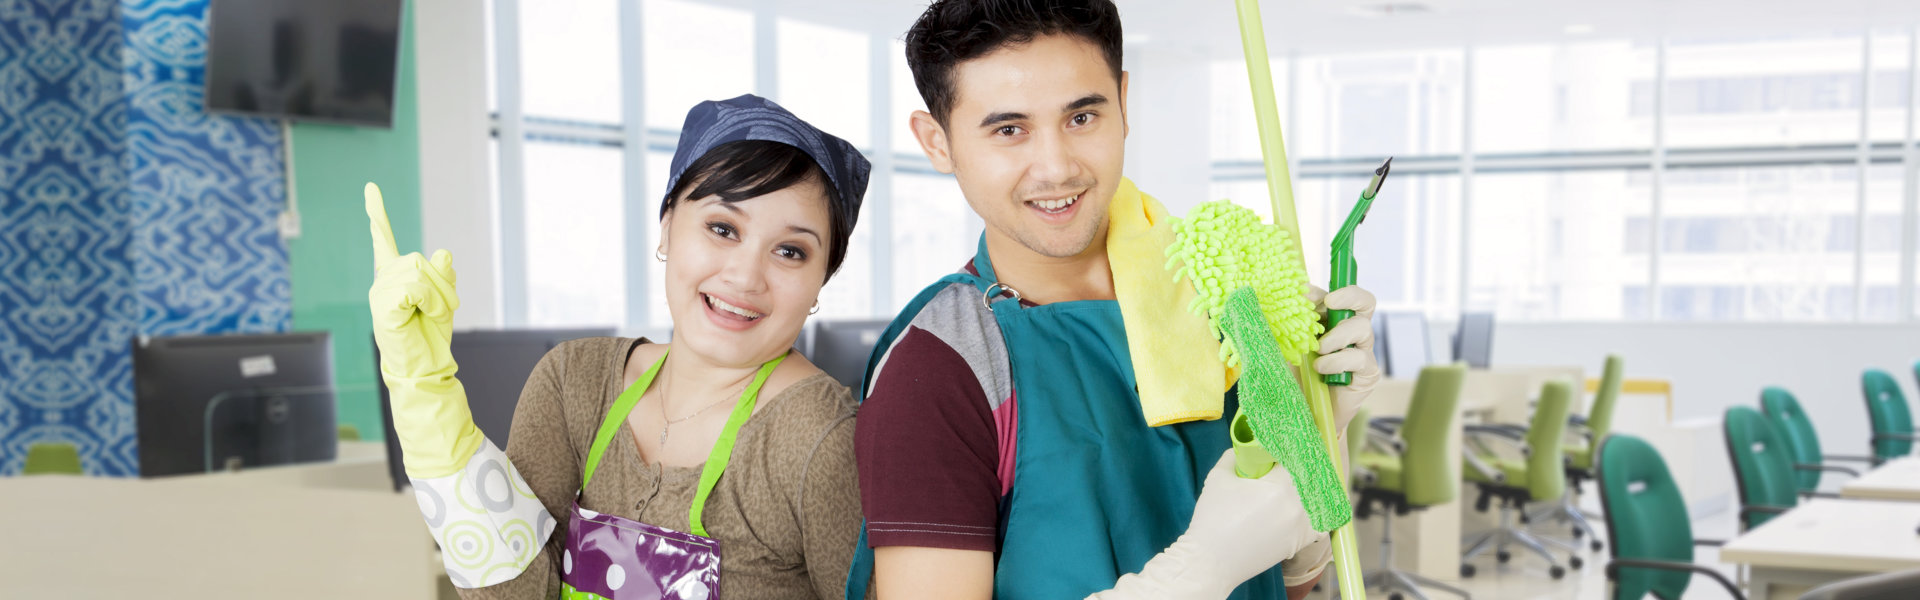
[654,370,744,447]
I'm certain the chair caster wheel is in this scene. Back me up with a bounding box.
[1520,514,1531,524]
[1592,540,1605,552]
[1550,565,1567,579]
[1389,594,1405,600]
[1496,550,1512,563]
[1460,564,1476,578]
[1572,527,1584,539]
[1570,556,1584,569]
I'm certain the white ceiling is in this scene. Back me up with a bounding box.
[719,0,1920,58]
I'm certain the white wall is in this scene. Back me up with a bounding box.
[1120,46,1213,214]
[1493,322,1920,469]
[413,0,501,329]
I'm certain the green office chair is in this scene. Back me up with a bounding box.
[1460,379,1575,579]
[1529,354,1622,552]
[1352,364,1469,600]
[1863,368,1916,465]
[22,442,83,475]
[1595,434,1745,600]
[1724,406,1839,532]
[1758,387,1868,494]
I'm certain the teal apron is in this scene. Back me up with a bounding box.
[845,237,1287,599]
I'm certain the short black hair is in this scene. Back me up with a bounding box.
[904,0,1124,127]
[659,140,854,281]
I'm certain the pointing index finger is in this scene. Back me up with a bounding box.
[365,182,400,268]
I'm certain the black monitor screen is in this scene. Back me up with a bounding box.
[133,332,337,477]
[205,0,404,127]
[807,319,893,391]
[1454,312,1495,369]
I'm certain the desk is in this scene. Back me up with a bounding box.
[1841,457,1920,502]
[0,442,438,599]
[1720,499,1920,599]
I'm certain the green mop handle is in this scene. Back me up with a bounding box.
[1234,1,1364,598]
[1324,159,1387,385]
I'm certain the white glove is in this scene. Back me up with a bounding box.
[1090,450,1320,600]
[1280,531,1332,587]
[1307,285,1380,437]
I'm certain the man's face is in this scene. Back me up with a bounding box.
[915,34,1128,260]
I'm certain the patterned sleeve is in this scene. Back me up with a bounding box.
[854,326,1003,552]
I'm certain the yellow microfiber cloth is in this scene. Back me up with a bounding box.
[1107,178,1235,426]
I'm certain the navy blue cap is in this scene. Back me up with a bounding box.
[664,94,870,222]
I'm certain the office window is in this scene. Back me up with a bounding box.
[1294,173,1460,315]
[1209,59,1289,162]
[1295,50,1463,159]
[645,151,672,329]
[644,0,754,130]
[892,40,927,156]
[816,197,874,319]
[519,0,621,123]
[524,142,626,327]
[1472,42,1657,154]
[1468,170,1653,320]
[1661,35,1866,148]
[1659,164,1859,320]
[1870,31,1912,141]
[890,172,972,309]
[778,19,870,146]
[1864,164,1906,321]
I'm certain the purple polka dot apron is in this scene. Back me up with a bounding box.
[560,350,786,600]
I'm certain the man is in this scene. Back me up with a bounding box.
[850,1,1382,599]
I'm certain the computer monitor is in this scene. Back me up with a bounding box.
[1378,312,1432,378]
[1453,312,1495,369]
[807,318,893,390]
[375,327,613,492]
[133,332,337,477]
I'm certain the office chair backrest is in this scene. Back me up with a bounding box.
[1402,364,1467,507]
[1863,368,1913,462]
[1587,354,1625,448]
[1525,380,1573,502]
[1759,386,1824,493]
[1724,406,1801,530]
[1597,434,1695,600]
[23,442,83,475]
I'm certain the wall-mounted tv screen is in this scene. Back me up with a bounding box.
[205,0,404,127]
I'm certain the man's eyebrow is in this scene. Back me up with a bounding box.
[979,111,1029,128]
[1064,94,1108,112]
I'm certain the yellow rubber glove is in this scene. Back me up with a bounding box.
[366,182,483,479]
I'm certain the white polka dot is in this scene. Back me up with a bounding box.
[415,492,439,520]
[563,549,572,574]
[606,564,626,590]
[578,507,599,519]
[483,469,511,503]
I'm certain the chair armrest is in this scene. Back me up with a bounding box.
[1794,463,1860,478]
[1463,450,1504,483]
[1801,491,1842,500]
[1466,425,1533,457]
[1364,429,1404,454]
[1693,539,1725,547]
[1740,505,1790,525]
[1872,432,1920,442]
[1605,559,1746,600]
[1823,454,1879,464]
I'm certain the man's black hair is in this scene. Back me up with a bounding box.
[660,140,853,281]
[903,0,1124,127]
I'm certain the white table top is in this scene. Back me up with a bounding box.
[1841,457,1920,501]
[1721,498,1920,574]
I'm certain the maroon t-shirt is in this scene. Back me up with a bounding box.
[854,263,1026,552]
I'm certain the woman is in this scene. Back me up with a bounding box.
[368,94,872,599]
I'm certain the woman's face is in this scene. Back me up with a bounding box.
[660,178,833,369]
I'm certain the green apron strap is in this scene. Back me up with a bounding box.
[688,352,787,537]
[582,351,671,488]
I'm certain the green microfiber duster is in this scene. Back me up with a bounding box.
[1165,200,1350,533]
[1220,287,1351,532]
